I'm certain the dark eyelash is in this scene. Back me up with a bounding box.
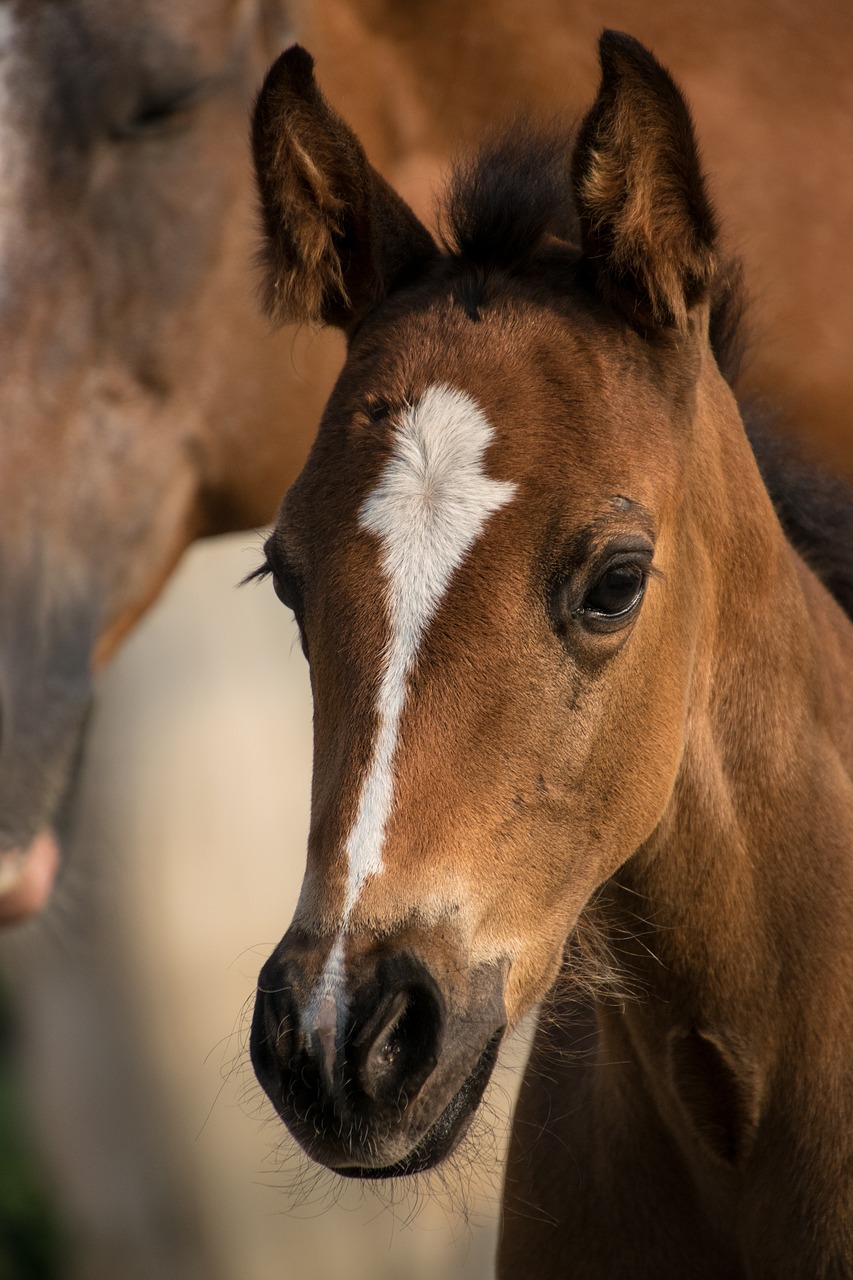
[240,562,272,587]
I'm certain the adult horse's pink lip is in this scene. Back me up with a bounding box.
[0,832,61,924]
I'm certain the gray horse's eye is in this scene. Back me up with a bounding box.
[112,86,203,141]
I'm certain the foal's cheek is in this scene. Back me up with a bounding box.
[476,832,601,1023]
[488,638,690,1019]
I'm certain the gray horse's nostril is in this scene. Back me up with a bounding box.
[351,977,444,1106]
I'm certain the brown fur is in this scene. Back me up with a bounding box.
[250,36,853,1276]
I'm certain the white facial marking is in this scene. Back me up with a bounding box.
[304,385,516,1035]
[304,386,516,1033]
[300,933,347,1077]
[346,383,516,906]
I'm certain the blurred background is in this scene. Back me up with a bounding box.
[0,0,851,1276]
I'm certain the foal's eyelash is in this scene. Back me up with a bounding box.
[240,562,272,587]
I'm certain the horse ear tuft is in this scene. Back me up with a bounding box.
[252,45,438,331]
[572,30,717,331]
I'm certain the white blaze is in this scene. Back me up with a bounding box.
[303,384,516,1036]
[344,382,517,912]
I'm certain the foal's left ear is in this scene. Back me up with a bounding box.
[252,46,438,331]
[572,32,717,331]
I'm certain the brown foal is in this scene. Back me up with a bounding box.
[248,32,853,1277]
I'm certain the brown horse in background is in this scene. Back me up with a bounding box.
[248,33,853,1276]
[299,0,853,476]
[2,0,851,927]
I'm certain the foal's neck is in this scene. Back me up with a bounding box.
[599,413,853,1186]
[621,384,853,1013]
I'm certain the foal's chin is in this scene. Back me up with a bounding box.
[260,1023,503,1180]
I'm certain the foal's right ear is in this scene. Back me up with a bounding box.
[252,46,438,331]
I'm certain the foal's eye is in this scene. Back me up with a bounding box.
[582,564,646,620]
[241,558,303,618]
[551,547,651,648]
[272,571,298,611]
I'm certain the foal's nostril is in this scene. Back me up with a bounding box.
[352,980,443,1106]
[249,977,300,1099]
[251,947,447,1150]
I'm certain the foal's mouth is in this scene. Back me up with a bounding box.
[332,1027,504,1180]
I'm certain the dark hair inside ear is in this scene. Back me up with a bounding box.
[571,30,717,331]
[252,45,438,332]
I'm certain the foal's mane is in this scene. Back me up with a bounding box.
[437,124,853,620]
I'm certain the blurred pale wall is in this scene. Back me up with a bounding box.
[0,533,525,1279]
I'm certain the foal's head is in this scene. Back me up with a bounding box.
[250,35,773,1176]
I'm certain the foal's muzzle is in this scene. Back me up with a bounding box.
[250,931,506,1177]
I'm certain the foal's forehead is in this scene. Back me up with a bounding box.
[283,376,520,570]
[286,296,669,549]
